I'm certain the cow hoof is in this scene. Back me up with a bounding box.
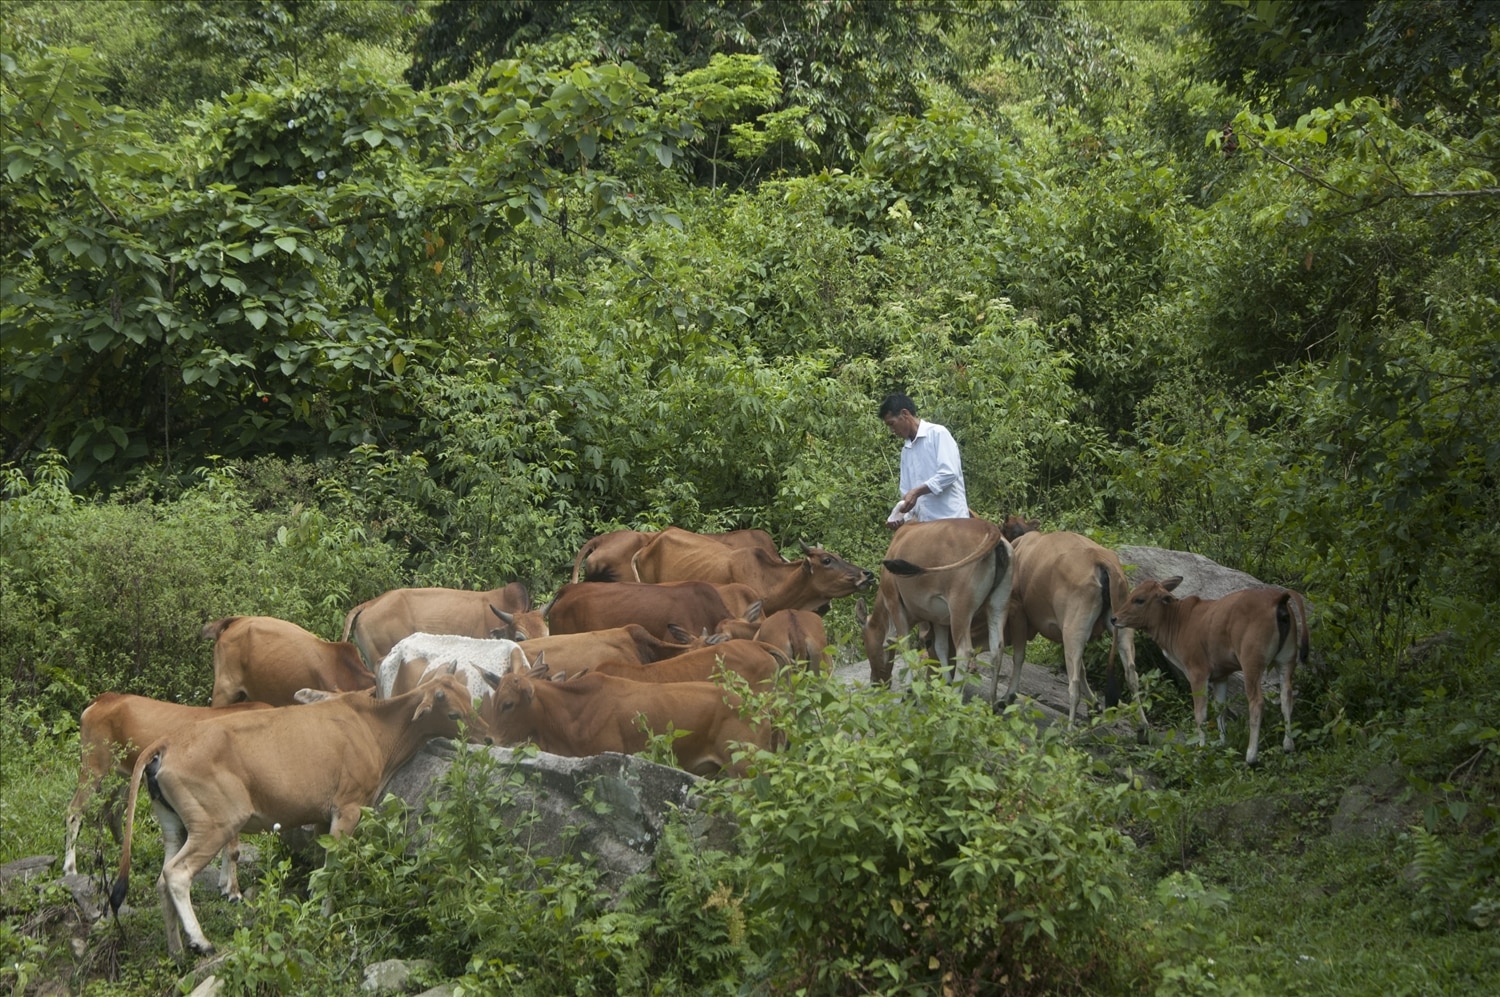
[189,940,216,957]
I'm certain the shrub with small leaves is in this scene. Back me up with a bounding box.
[702,669,1138,995]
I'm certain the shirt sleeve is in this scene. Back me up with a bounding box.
[923,427,962,496]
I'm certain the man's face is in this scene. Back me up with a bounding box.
[882,410,917,441]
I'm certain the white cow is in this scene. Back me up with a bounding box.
[376,632,528,700]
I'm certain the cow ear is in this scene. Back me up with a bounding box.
[295,688,335,704]
[854,598,868,627]
[411,687,440,721]
[746,601,764,623]
[668,623,694,644]
[1162,576,1184,592]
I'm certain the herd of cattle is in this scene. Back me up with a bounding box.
[67,519,1309,957]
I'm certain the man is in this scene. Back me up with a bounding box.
[879,392,969,528]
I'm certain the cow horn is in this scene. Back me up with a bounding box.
[490,606,516,625]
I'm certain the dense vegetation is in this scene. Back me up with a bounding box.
[2,1,1496,993]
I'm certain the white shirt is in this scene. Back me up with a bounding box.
[890,419,968,523]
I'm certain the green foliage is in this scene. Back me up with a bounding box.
[216,859,330,996]
[1,44,703,489]
[1403,824,1500,934]
[702,673,1138,995]
[1191,0,1500,133]
[0,454,403,717]
[302,745,753,996]
[410,0,998,172]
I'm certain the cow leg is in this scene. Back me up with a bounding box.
[320,807,364,916]
[1212,680,1230,745]
[1114,625,1148,727]
[1061,625,1092,726]
[999,636,1026,706]
[217,834,242,901]
[931,624,957,682]
[1280,656,1296,754]
[1189,671,1210,748]
[1243,663,1265,765]
[63,773,101,877]
[149,797,225,953]
[989,597,1017,708]
[159,831,225,957]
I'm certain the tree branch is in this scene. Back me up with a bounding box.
[1259,146,1500,202]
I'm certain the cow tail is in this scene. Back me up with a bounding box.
[1274,590,1310,673]
[1293,592,1310,669]
[1270,592,1301,686]
[111,739,165,916]
[573,536,607,582]
[341,602,368,643]
[1099,564,1120,708]
[883,558,926,576]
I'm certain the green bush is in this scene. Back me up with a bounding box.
[0,455,406,717]
[703,668,1140,995]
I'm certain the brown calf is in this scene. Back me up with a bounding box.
[203,615,373,707]
[1111,576,1309,764]
[64,693,271,894]
[110,674,488,958]
[481,662,774,777]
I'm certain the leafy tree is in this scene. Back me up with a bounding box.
[410,0,1007,173]
[1191,0,1500,135]
[155,0,421,91]
[1,45,698,487]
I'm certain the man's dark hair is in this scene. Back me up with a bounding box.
[878,392,917,419]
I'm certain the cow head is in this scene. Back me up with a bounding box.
[489,604,549,641]
[1111,576,1183,632]
[796,541,875,596]
[407,671,492,742]
[1000,515,1041,541]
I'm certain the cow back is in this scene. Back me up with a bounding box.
[545,581,734,640]
[208,615,373,707]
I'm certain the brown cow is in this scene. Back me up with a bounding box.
[480,662,774,777]
[570,528,780,582]
[632,528,873,613]
[997,529,1146,726]
[63,694,271,892]
[496,624,719,674]
[590,639,789,689]
[1111,576,1309,764]
[341,583,545,666]
[203,616,374,707]
[543,581,738,641]
[861,518,1014,700]
[717,607,830,672]
[110,674,488,957]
